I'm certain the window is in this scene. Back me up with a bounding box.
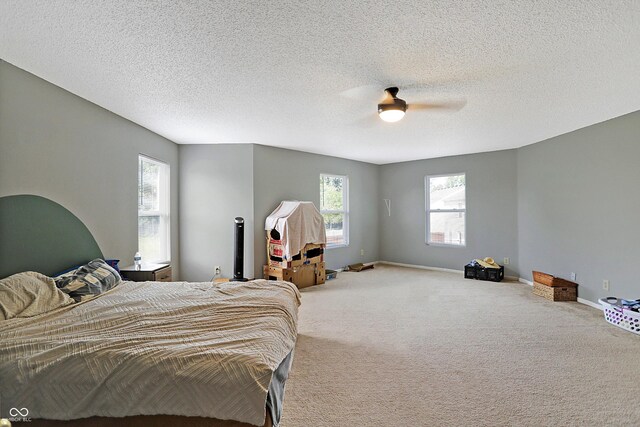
[426,173,466,246]
[138,155,170,262]
[320,174,349,247]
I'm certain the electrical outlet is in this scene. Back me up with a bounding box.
[503,257,510,265]
[603,279,610,291]
[360,249,365,256]
[570,272,576,281]
[215,266,221,275]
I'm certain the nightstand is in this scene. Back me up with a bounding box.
[120,263,172,282]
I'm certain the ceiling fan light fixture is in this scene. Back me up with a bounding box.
[378,87,407,122]
[378,108,405,122]
[378,102,406,122]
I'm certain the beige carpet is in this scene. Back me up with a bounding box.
[280,265,640,426]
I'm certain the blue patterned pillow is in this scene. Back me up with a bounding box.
[55,259,122,302]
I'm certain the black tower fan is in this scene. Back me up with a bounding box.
[233,217,248,282]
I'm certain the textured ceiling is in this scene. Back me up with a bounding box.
[1,1,639,164]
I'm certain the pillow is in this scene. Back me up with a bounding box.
[55,259,122,302]
[105,259,120,273]
[54,258,119,277]
[0,272,75,320]
[53,265,82,277]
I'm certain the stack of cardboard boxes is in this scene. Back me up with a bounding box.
[263,230,326,288]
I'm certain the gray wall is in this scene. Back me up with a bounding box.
[518,111,640,303]
[253,145,380,277]
[179,144,254,282]
[4,59,638,305]
[0,60,180,276]
[379,150,520,277]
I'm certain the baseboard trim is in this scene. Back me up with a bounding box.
[378,261,526,281]
[377,261,529,282]
[577,297,602,310]
[373,264,603,311]
[377,261,464,274]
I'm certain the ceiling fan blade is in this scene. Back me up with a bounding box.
[349,113,380,128]
[407,99,467,112]
[395,82,434,94]
[339,84,385,100]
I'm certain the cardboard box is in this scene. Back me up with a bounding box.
[266,236,304,268]
[263,262,326,289]
[266,233,325,268]
[268,256,304,268]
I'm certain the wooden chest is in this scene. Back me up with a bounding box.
[533,281,577,302]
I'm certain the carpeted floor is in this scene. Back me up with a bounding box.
[280,265,640,426]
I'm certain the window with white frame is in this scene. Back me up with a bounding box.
[320,174,349,247]
[138,155,170,262]
[426,173,466,246]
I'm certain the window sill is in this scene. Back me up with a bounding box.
[326,244,349,250]
[426,242,466,248]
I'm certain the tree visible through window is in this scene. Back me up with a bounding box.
[138,155,170,262]
[426,173,466,246]
[320,174,349,247]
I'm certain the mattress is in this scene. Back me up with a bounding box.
[0,279,300,426]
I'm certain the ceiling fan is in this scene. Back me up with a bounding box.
[377,86,466,122]
[342,84,466,125]
[377,87,407,122]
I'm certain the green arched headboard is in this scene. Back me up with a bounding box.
[0,195,103,279]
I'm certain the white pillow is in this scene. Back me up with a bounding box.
[0,272,75,320]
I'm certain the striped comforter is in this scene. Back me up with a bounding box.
[0,279,300,426]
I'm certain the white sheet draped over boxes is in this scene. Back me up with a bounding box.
[265,201,326,260]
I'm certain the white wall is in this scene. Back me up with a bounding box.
[0,60,180,275]
[179,144,254,282]
[379,150,520,277]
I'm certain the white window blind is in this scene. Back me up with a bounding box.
[426,173,466,246]
[320,174,349,248]
[138,155,170,262]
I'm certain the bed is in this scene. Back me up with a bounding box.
[0,195,300,427]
